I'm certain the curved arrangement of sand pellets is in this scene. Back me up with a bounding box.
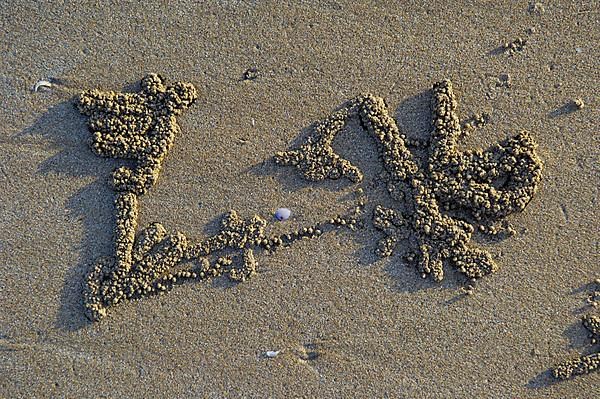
[276,80,543,282]
[76,74,360,321]
[77,75,544,321]
[74,74,600,381]
[552,283,600,379]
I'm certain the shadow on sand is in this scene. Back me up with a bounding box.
[526,283,597,389]
[549,101,581,118]
[525,317,590,390]
[21,98,117,331]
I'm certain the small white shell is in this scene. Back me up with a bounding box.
[33,80,53,92]
[265,350,280,358]
[274,208,291,221]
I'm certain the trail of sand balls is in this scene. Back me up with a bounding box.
[275,81,600,380]
[72,73,597,382]
[552,283,600,379]
[76,76,542,321]
[275,80,543,282]
[76,74,360,321]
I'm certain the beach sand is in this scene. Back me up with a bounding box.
[1,1,598,397]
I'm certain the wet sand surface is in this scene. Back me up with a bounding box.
[1,1,598,397]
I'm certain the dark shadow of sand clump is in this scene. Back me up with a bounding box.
[20,98,119,331]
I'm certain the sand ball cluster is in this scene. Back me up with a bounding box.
[76,73,198,195]
[275,79,543,282]
[274,106,364,183]
[552,281,600,380]
[78,74,201,320]
[503,37,527,55]
[552,315,600,379]
[77,74,364,321]
[77,76,543,323]
[429,80,543,221]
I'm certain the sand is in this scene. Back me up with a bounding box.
[1,1,598,397]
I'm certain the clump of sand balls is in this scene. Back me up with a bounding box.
[552,281,600,380]
[77,73,198,195]
[275,79,543,282]
[77,74,361,321]
[503,37,528,55]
